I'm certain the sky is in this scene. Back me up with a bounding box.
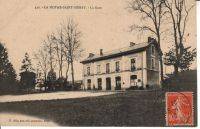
[0,0,197,80]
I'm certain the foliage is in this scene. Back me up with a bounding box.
[20,53,36,91]
[163,0,195,74]
[21,52,34,72]
[164,45,196,71]
[0,42,17,92]
[20,71,36,90]
[47,69,57,82]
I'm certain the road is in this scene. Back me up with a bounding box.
[0,91,115,103]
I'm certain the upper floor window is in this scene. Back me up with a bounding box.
[87,67,90,75]
[151,45,155,55]
[106,63,110,73]
[97,65,101,74]
[115,61,120,72]
[131,58,136,71]
[151,58,155,69]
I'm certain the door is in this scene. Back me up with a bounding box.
[87,79,91,90]
[106,77,111,90]
[115,76,121,90]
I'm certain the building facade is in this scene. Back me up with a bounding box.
[80,37,161,90]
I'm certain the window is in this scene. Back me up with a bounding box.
[115,76,121,90]
[106,63,110,73]
[151,58,155,69]
[130,75,137,86]
[115,61,120,72]
[131,58,136,71]
[151,45,155,55]
[87,67,90,75]
[97,65,101,74]
[97,78,102,90]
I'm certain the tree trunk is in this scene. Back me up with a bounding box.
[44,73,47,91]
[71,60,75,90]
[60,64,63,78]
[174,65,179,75]
[160,57,164,83]
[156,31,164,84]
[158,36,164,84]
[66,62,70,79]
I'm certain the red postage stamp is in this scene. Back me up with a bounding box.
[166,92,193,126]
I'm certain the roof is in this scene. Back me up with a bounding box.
[80,42,148,64]
[80,39,161,64]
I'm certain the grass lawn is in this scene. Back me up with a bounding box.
[0,91,167,126]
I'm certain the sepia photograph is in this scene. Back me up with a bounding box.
[0,0,197,127]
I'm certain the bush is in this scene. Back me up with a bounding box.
[139,86,144,90]
[115,86,121,90]
[0,80,20,95]
[146,85,150,89]
[126,86,138,91]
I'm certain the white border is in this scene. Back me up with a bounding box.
[197,0,200,128]
[1,1,200,129]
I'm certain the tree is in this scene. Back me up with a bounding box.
[163,0,195,74]
[34,47,50,82]
[52,29,65,79]
[164,46,196,72]
[127,0,166,82]
[42,34,58,85]
[44,34,57,71]
[20,52,34,72]
[20,52,36,91]
[0,42,17,91]
[60,19,84,87]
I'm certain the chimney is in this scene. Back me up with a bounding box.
[148,37,156,43]
[130,42,136,47]
[100,49,103,56]
[88,53,94,58]
[148,37,157,44]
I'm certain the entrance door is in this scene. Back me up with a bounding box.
[106,77,111,90]
[115,76,121,90]
[87,79,91,90]
[97,78,102,90]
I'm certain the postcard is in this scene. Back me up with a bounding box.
[0,0,197,127]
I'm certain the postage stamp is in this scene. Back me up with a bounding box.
[166,92,193,126]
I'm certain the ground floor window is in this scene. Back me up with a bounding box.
[97,78,102,90]
[115,76,121,90]
[130,75,137,86]
[106,77,111,90]
[87,79,91,90]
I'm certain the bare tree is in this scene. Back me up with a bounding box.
[43,34,57,71]
[61,19,84,87]
[163,0,195,74]
[34,48,49,82]
[52,29,65,79]
[127,0,166,82]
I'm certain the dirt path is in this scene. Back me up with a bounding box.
[0,91,115,103]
